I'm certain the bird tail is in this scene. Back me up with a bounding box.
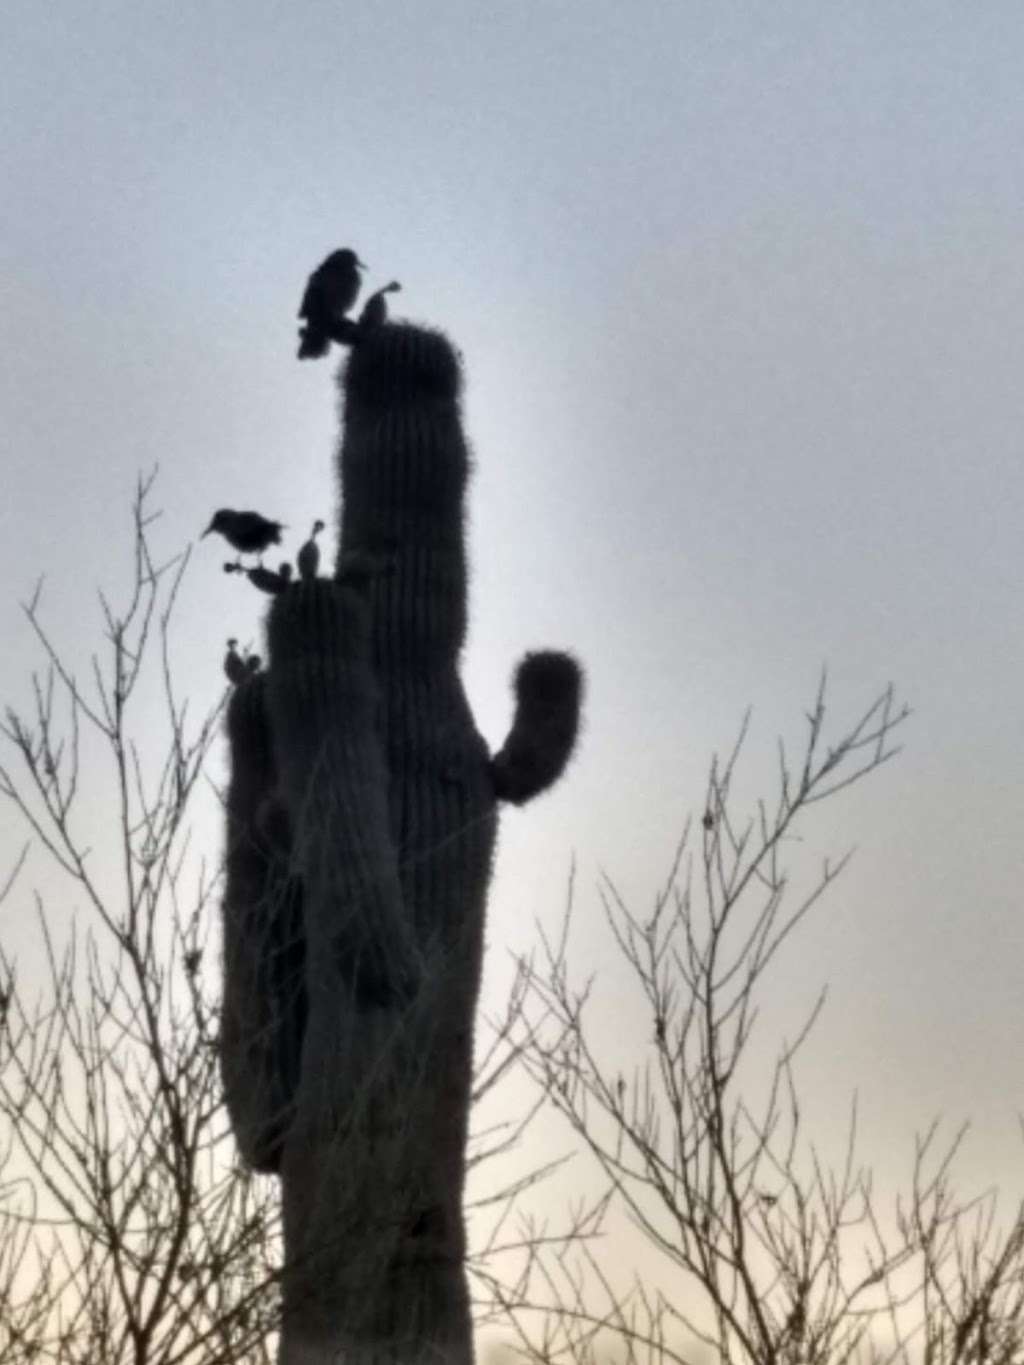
[297,326,330,360]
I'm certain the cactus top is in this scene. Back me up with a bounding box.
[342,323,462,412]
[337,323,470,667]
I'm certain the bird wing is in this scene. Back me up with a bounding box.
[297,269,323,320]
[235,512,284,544]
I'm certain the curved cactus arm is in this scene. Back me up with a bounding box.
[220,674,305,1174]
[490,650,584,805]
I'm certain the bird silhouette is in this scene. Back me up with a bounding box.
[245,652,262,675]
[225,561,293,595]
[297,248,367,359]
[224,638,248,686]
[358,281,401,335]
[296,519,326,581]
[203,509,284,563]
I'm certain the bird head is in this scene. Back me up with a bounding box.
[327,248,367,272]
[203,509,232,538]
[313,519,326,535]
[227,637,238,649]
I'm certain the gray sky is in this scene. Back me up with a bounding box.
[3,0,1023,1272]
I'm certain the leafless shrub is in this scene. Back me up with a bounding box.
[0,473,280,1363]
[488,681,1024,1365]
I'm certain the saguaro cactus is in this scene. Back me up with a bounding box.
[220,320,582,1365]
[221,674,305,1173]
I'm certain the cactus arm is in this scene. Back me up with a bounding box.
[490,650,584,806]
[220,674,305,1174]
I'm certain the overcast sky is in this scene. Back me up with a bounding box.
[3,0,1023,1295]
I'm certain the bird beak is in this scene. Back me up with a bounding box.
[201,523,214,537]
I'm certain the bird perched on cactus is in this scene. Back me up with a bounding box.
[224,638,248,686]
[358,281,401,335]
[225,561,293,595]
[203,509,284,564]
[297,248,367,359]
[296,520,326,582]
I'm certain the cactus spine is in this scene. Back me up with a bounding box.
[220,321,583,1365]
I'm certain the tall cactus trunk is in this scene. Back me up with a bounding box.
[273,326,496,1365]
[220,319,583,1365]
